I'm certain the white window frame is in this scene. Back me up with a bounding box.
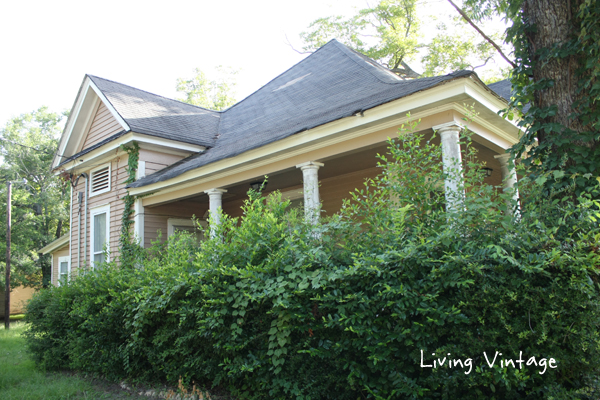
[57,256,70,286]
[90,204,110,268]
[89,163,111,198]
[280,188,303,201]
[167,218,207,240]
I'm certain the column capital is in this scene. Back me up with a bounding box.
[296,161,324,171]
[432,122,464,135]
[204,188,227,196]
[494,153,512,166]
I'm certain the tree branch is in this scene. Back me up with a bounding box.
[390,61,422,79]
[447,0,517,69]
[284,34,312,55]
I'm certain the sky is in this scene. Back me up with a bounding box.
[0,0,364,128]
[0,0,504,129]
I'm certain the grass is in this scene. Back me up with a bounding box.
[0,322,154,399]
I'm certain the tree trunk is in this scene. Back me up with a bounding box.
[524,0,592,150]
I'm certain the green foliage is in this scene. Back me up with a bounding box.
[0,107,70,288]
[25,123,600,398]
[300,0,509,78]
[118,142,141,265]
[175,66,238,111]
[463,0,600,197]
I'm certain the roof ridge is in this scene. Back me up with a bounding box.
[330,44,479,86]
[221,39,342,114]
[332,42,405,85]
[87,74,223,114]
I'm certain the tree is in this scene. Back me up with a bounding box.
[299,0,510,82]
[175,66,238,111]
[461,0,600,196]
[0,107,70,288]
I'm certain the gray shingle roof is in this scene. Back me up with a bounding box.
[487,79,511,102]
[487,79,530,112]
[88,75,220,148]
[127,40,485,189]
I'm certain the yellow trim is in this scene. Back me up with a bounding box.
[133,77,521,203]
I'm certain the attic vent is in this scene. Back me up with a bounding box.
[90,165,110,196]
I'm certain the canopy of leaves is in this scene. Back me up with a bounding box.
[463,0,600,197]
[175,66,238,111]
[300,0,509,81]
[0,107,70,288]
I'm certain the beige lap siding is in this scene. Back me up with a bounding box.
[51,245,69,286]
[139,149,185,175]
[143,201,208,247]
[70,156,130,275]
[82,102,123,149]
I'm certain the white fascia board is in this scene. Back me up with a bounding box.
[54,78,92,169]
[88,80,130,133]
[463,78,524,131]
[57,132,205,173]
[39,234,70,254]
[129,79,519,198]
[132,133,205,154]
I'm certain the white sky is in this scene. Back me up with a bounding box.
[0,0,504,129]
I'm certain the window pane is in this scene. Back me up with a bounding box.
[289,198,304,209]
[94,213,106,252]
[173,225,195,234]
[60,261,68,274]
[94,253,105,265]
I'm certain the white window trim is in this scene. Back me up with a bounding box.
[167,218,207,237]
[57,256,70,286]
[89,163,111,198]
[90,204,110,268]
[280,188,303,201]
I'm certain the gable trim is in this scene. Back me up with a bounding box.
[53,76,131,170]
[39,233,70,254]
[88,79,130,133]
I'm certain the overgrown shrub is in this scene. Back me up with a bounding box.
[25,123,600,399]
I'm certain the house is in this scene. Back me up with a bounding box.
[45,39,520,286]
[0,286,36,317]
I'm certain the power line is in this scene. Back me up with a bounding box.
[0,137,67,158]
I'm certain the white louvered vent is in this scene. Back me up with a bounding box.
[90,165,110,195]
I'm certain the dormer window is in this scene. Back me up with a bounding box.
[90,164,111,197]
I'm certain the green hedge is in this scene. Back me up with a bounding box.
[25,131,600,399]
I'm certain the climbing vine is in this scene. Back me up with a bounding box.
[119,142,141,264]
[464,0,600,198]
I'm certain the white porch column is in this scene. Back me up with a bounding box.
[296,161,324,224]
[494,153,520,213]
[434,123,464,212]
[133,161,146,246]
[205,188,227,237]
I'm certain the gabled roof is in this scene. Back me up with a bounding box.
[39,233,70,254]
[128,39,481,189]
[88,75,220,148]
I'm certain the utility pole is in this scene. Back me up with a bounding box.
[5,181,11,330]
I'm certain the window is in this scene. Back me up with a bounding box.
[90,204,110,268]
[89,164,111,197]
[58,256,70,286]
[167,218,206,242]
[280,188,304,210]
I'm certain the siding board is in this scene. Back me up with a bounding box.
[82,103,122,150]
